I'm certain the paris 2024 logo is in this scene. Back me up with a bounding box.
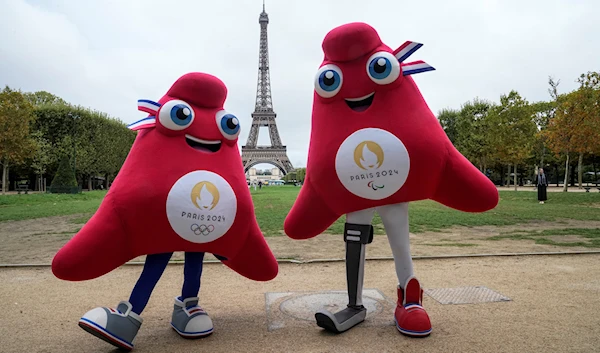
[335,128,410,200]
[188,181,221,235]
[166,171,237,243]
[353,141,386,190]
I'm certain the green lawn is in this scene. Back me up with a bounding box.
[1,186,599,236]
[0,191,107,222]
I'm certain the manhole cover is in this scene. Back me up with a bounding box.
[265,289,396,331]
[279,291,384,321]
[425,286,511,305]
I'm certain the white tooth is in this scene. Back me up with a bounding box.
[185,135,220,144]
[345,92,374,102]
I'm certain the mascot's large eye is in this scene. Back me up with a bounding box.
[366,51,400,85]
[216,110,240,140]
[314,64,343,98]
[158,100,194,131]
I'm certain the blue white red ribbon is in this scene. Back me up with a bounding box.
[394,41,435,76]
[394,41,423,63]
[401,60,435,76]
[127,116,156,131]
[137,99,161,115]
[127,99,161,130]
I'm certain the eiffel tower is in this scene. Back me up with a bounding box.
[241,2,294,175]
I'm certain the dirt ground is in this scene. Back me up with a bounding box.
[1,254,599,353]
[1,215,600,265]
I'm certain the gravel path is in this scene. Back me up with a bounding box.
[1,254,599,352]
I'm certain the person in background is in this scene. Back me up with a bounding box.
[536,168,548,204]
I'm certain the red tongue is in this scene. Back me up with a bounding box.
[352,105,369,112]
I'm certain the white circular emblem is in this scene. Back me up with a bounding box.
[166,170,237,243]
[335,128,410,200]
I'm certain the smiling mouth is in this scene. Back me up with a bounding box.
[345,92,375,112]
[185,135,221,153]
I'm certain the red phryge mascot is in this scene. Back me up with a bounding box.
[284,23,498,336]
[52,72,278,351]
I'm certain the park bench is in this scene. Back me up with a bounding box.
[16,184,30,194]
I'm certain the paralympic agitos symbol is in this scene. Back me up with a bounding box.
[367,181,384,190]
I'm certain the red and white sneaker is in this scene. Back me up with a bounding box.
[394,276,432,337]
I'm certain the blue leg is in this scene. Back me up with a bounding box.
[129,252,173,315]
[180,252,205,303]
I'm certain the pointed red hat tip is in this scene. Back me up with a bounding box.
[322,22,382,62]
[164,72,227,108]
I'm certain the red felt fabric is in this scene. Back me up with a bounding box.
[52,73,278,282]
[284,23,498,240]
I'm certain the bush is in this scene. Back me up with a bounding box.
[49,155,80,194]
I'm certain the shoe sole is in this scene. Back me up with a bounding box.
[78,319,134,351]
[394,318,432,338]
[315,307,367,334]
[315,312,341,333]
[170,323,214,339]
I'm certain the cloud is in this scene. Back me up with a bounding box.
[1,0,599,169]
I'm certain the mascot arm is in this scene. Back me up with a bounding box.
[51,193,132,281]
[432,147,499,213]
[284,178,340,239]
[219,222,278,281]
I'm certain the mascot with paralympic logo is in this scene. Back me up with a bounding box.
[284,23,498,336]
[51,72,278,351]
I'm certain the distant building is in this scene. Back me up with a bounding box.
[246,167,281,183]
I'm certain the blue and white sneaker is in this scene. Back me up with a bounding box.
[170,296,214,338]
[78,301,142,351]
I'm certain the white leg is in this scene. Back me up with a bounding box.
[376,203,414,286]
[346,208,376,224]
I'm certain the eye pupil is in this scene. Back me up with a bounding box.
[219,113,240,138]
[323,71,335,86]
[165,102,194,129]
[315,65,343,98]
[367,52,399,85]
[175,107,190,120]
[319,70,340,90]
[374,58,387,74]
[226,117,238,129]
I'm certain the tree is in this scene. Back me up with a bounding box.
[30,131,51,192]
[437,108,460,144]
[439,99,495,172]
[283,171,296,182]
[455,98,495,172]
[487,91,537,190]
[32,103,135,189]
[531,100,555,167]
[0,86,36,194]
[24,91,66,106]
[95,117,135,188]
[573,72,600,187]
[296,167,306,182]
[545,71,600,191]
[49,154,78,193]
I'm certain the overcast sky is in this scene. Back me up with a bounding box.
[1,0,598,170]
